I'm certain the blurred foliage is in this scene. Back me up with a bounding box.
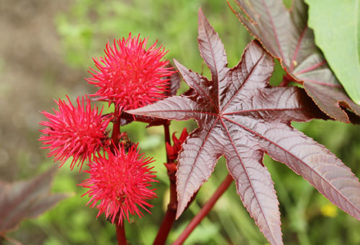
[55,0,250,72]
[9,0,359,244]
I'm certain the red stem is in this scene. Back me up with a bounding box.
[173,174,234,245]
[153,169,177,245]
[112,107,127,244]
[163,121,171,163]
[279,73,293,87]
[111,107,121,147]
[116,223,127,245]
[153,121,178,245]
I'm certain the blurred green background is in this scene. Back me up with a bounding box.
[0,0,359,244]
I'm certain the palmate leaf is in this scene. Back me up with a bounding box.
[0,167,70,234]
[128,9,360,245]
[119,66,180,127]
[230,0,360,123]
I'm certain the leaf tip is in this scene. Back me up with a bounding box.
[173,58,180,68]
[198,8,205,20]
[197,7,210,31]
[175,203,186,220]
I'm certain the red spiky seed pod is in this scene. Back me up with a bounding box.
[88,33,175,112]
[39,96,110,170]
[80,144,157,224]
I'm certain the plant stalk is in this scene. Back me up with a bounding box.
[163,121,171,162]
[112,107,127,244]
[279,73,293,87]
[153,121,178,245]
[116,223,127,245]
[111,107,121,147]
[153,165,177,245]
[173,174,234,245]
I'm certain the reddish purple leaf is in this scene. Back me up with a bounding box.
[198,8,228,84]
[128,10,360,245]
[167,67,181,97]
[230,0,360,123]
[120,66,179,127]
[119,111,168,127]
[0,167,70,233]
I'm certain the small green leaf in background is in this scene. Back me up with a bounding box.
[305,0,360,105]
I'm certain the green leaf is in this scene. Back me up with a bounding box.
[305,0,360,104]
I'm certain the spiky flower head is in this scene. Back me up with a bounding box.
[87,33,175,111]
[39,96,110,170]
[80,144,157,224]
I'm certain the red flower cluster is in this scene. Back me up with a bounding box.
[80,144,157,224]
[39,96,110,170]
[40,33,167,223]
[88,33,175,111]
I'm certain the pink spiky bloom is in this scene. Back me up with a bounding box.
[87,33,175,111]
[39,96,110,170]
[80,144,157,224]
